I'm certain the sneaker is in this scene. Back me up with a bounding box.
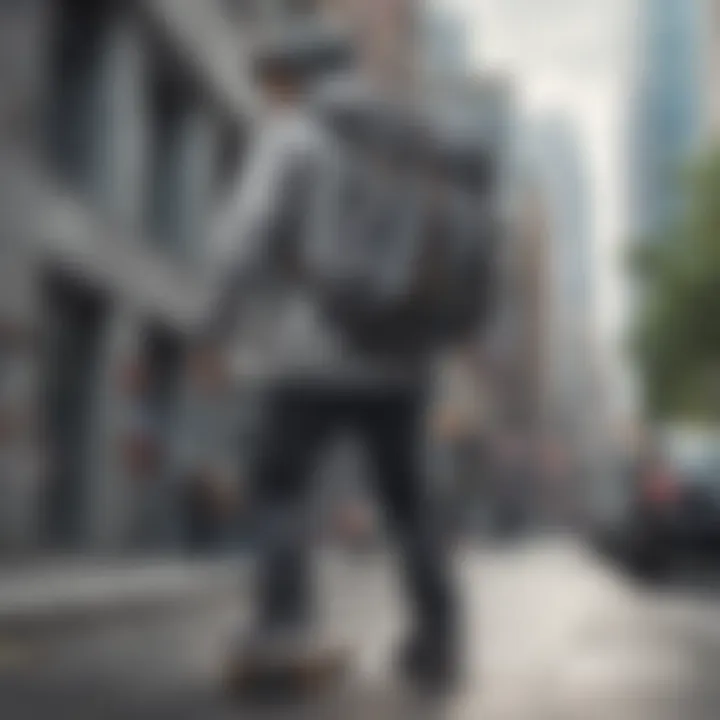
[396,632,462,693]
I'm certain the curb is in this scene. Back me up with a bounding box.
[0,558,249,641]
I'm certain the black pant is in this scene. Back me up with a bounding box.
[250,381,457,644]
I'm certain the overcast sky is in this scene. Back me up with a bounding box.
[439,0,636,385]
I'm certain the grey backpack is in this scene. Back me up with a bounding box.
[304,146,494,357]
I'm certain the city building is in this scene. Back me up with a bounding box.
[628,0,705,240]
[0,0,261,554]
[527,114,597,496]
[419,1,474,82]
[700,0,720,142]
[510,175,551,437]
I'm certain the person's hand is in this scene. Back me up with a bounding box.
[433,408,464,441]
[189,343,230,393]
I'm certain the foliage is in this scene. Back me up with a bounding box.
[632,147,720,420]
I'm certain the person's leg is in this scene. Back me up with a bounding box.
[455,438,478,538]
[357,387,460,679]
[249,386,332,636]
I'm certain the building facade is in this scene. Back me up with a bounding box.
[419,1,474,83]
[510,177,551,437]
[0,0,261,554]
[698,0,720,143]
[527,115,597,481]
[628,0,705,240]
[706,0,720,139]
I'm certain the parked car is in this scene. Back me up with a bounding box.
[589,433,720,577]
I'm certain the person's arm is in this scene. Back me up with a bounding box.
[199,123,298,347]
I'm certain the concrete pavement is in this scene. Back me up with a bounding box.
[2,537,720,718]
[0,556,243,638]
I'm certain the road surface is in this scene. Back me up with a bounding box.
[2,537,720,719]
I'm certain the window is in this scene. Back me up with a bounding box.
[42,273,108,548]
[46,0,113,190]
[144,50,192,249]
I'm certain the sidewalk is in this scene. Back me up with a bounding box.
[0,556,247,637]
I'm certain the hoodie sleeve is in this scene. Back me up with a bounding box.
[198,121,301,345]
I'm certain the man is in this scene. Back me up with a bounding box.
[195,30,460,689]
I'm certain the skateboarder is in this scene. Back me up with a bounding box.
[194,29,494,693]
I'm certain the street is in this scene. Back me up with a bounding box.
[3,537,720,719]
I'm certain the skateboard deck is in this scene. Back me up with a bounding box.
[224,643,350,699]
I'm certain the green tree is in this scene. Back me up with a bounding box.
[632,148,720,420]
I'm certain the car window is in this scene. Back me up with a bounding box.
[664,438,720,484]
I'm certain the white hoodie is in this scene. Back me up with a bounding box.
[203,107,429,388]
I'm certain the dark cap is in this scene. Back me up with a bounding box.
[251,26,355,84]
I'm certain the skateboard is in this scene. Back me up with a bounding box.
[223,642,350,700]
